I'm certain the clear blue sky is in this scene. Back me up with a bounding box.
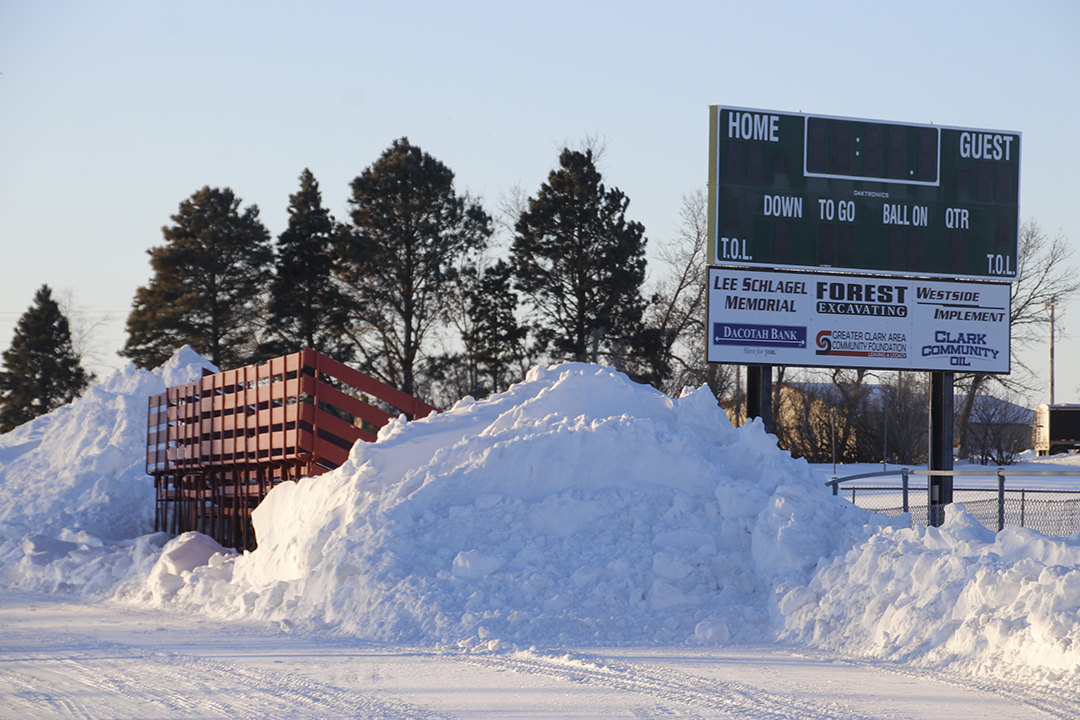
[2,1,1077,402]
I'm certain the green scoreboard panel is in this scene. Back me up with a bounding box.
[708,106,1021,280]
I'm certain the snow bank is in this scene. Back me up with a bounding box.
[144,363,879,647]
[782,502,1080,679]
[9,353,1080,683]
[0,347,215,590]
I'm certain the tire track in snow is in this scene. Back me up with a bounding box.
[779,647,1077,720]
[0,628,452,720]
[461,651,876,720]
[464,646,1079,719]
[1,671,94,720]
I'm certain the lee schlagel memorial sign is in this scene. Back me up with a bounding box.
[708,106,1021,281]
[706,267,1011,373]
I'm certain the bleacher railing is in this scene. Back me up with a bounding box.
[146,348,437,549]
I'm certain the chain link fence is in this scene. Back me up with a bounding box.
[840,485,1080,537]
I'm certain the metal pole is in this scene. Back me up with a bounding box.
[746,365,773,434]
[1049,297,1057,405]
[883,401,888,471]
[902,468,909,514]
[832,409,837,474]
[735,366,743,426]
[928,372,954,526]
[736,366,743,427]
[997,469,1006,532]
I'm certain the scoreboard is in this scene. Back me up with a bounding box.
[708,106,1021,280]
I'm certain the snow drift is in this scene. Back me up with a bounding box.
[0,346,214,543]
[781,503,1080,680]
[147,362,881,647]
[3,348,1080,684]
[0,347,215,591]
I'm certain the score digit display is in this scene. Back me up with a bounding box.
[708,106,1020,280]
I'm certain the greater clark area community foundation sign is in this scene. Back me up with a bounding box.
[706,267,1011,373]
[708,106,1020,281]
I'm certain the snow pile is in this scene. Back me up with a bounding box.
[782,503,1080,679]
[0,347,215,590]
[143,363,880,647]
[8,351,1080,682]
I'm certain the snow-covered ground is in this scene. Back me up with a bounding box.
[2,350,1080,718]
[5,590,1071,720]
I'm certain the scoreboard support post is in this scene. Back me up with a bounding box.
[746,365,773,434]
[928,372,954,526]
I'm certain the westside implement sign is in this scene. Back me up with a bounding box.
[708,106,1021,281]
[706,267,1011,373]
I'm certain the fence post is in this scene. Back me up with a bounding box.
[831,478,838,496]
[997,468,1006,532]
[902,468,909,513]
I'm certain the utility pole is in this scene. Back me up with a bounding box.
[1048,297,1058,404]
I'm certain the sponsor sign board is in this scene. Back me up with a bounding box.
[707,267,1010,373]
[708,106,1020,281]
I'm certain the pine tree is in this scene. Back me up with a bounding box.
[258,169,352,362]
[460,259,528,395]
[511,148,657,380]
[0,285,92,433]
[121,186,273,369]
[342,138,491,398]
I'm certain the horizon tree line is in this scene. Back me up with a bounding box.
[0,138,1075,465]
[116,138,677,407]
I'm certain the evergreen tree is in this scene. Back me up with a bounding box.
[436,257,530,399]
[511,148,656,380]
[462,259,528,395]
[342,138,491,399]
[258,169,352,362]
[121,186,272,369]
[0,285,92,433]
[424,257,527,406]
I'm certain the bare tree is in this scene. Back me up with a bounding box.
[770,373,837,462]
[762,369,929,464]
[956,220,1080,458]
[961,387,1033,465]
[56,288,110,382]
[879,371,928,465]
[828,368,877,461]
[646,190,737,400]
